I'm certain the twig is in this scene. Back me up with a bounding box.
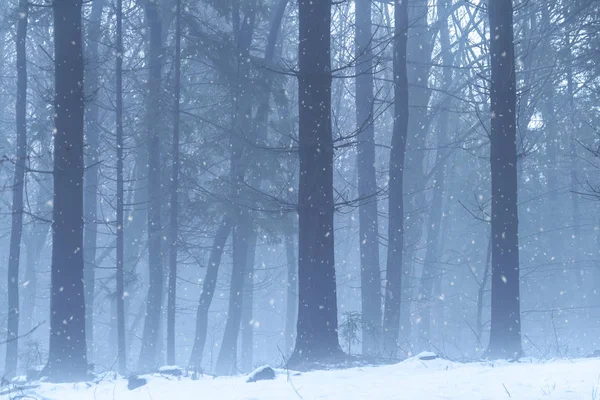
[0,321,44,345]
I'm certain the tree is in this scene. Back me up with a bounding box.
[485,0,522,359]
[354,0,382,356]
[5,0,28,379]
[138,0,164,371]
[83,0,104,365]
[382,0,409,359]
[288,0,342,366]
[115,0,127,374]
[46,0,88,381]
[167,0,182,367]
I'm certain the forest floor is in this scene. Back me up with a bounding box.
[8,353,600,399]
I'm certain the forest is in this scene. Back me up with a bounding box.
[0,0,599,396]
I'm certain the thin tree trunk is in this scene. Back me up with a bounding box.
[5,0,28,378]
[83,0,104,366]
[22,222,49,334]
[115,0,127,375]
[284,229,298,357]
[241,230,257,372]
[46,0,88,381]
[167,0,182,367]
[382,0,409,359]
[417,0,452,348]
[214,0,259,375]
[139,0,164,371]
[189,218,232,368]
[289,0,342,366]
[355,0,382,356]
[485,0,522,359]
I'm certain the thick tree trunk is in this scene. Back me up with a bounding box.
[485,0,522,359]
[382,0,409,359]
[139,0,164,371]
[115,0,127,375]
[189,218,231,368]
[167,0,182,367]
[83,0,104,365]
[47,0,88,381]
[289,0,342,366]
[354,0,382,356]
[5,0,28,378]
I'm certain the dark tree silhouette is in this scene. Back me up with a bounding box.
[288,0,343,366]
[485,0,522,359]
[382,0,409,358]
[138,0,164,371]
[354,0,382,356]
[46,0,88,381]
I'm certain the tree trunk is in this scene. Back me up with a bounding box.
[83,0,104,366]
[354,0,382,356]
[382,0,409,359]
[289,0,342,366]
[22,222,49,334]
[5,0,28,378]
[284,229,298,357]
[167,0,182,367]
[139,0,164,371]
[215,215,251,375]
[417,0,452,348]
[241,230,257,372]
[115,0,127,375]
[189,218,231,368]
[485,0,522,359]
[46,0,88,381]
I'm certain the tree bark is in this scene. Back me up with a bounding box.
[382,0,409,359]
[284,229,298,357]
[189,217,232,368]
[167,0,182,367]
[115,0,127,375]
[354,0,382,356]
[139,0,164,371]
[289,0,342,366]
[83,0,104,366]
[485,0,522,359]
[47,0,88,381]
[5,0,28,378]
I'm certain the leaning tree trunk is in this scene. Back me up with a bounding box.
[46,0,88,382]
[5,0,28,378]
[354,0,382,356]
[138,0,164,371]
[188,218,231,368]
[288,0,342,366]
[485,0,522,359]
[83,0,104,365]
[382,0,409,359]
[214,1,259,375]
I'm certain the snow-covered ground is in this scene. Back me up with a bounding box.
[10,354,600,399]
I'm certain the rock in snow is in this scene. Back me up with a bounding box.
[127,375,147,390]
[246,365,276,383]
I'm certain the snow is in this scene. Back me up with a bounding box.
[15,356,600,399]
